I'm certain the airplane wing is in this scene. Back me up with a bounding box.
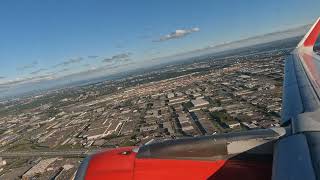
[273,17,320,180]
[74,17,320,180]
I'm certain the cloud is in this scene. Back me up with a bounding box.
[0,88,8,93]
[17,61,38,70]
[88,55,99,59]
[0,76,5,79]
[154,27,200,42]
[53,57,83,68]
[0,74,55,87]
[102,53,132,63]
[0,58,136,90]
[115,44,125,49]
[47,61,135,84]
[1,53,135,89]
[58,68,69,73]
[78,62,135,75]
[30,68,47,75]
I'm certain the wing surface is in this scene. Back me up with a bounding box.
[273,17,320,180]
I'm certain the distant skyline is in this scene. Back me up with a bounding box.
[0,0,319,97]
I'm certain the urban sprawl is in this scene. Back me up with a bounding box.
[0,42,297,179]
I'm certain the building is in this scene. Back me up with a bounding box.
[140,125,158,132]
[167,93,175,99]
[242,122,258,129]
[22,158,57,179]
[0,157,6,167]
[225,121,241,129]
[209,107,224,112]
[177,115,195,134]
[191,98,209,107]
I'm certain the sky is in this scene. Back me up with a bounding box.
[0,0,319,97]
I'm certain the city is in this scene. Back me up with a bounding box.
[0,1,319,179]
[0,38,294,179]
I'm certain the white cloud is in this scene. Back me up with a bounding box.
[30,68,47,75]
[17,60,38,70]
[53,57,84,68]
[0,74,55,87]
[154,27,200,42]
[102,52,132,63]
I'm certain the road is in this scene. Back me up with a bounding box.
[0,149,103,158]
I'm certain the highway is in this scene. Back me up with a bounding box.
[0,149,102,158]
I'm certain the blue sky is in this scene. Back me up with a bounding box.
[0,0,319,96]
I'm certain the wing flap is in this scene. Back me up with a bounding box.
[272,134,316,180]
